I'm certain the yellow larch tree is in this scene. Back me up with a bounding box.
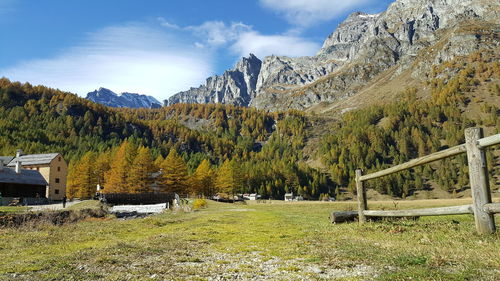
[127,146,155,193]
[160,149,189,194]
[215,159,241,197]
[104,141,134,193]
[192,159,214,197]
[66,163,78,199]
[153,154,164,171]
[66,151,97,199]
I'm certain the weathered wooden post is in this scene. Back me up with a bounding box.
[356,169,367,224]
[465,128,496,234]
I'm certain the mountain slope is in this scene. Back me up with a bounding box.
[86,88,162,109]
[0,79,336,200]
[166,0,499,112]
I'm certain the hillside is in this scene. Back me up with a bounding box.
[0,79,332,200]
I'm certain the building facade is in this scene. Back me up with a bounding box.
[6,150,68,200]
[0,162,48,205]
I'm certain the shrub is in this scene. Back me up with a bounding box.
[192,199,208,210]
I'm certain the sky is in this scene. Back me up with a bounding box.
[0,0,393,101]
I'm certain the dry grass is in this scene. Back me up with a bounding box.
[0,199,498,280]
[0,206,29,215]
[66,200,105,211]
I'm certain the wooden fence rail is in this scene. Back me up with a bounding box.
[331,128,500,235]
[358,145,467,182]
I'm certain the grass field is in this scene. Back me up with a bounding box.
[0,199,499,280]
[0,206,29,214]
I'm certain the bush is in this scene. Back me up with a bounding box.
[0,207,108,228]
[192,199,208,210]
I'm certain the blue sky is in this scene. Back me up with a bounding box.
[0,0,393,101]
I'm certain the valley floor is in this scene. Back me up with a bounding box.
[0,199,499,280]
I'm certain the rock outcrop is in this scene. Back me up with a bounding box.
[165,54,262,107]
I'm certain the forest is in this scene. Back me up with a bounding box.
[0,78,331,199]
[0,51,498,200]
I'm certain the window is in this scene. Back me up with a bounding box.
[55,189,59,195]
[55,178,60,183]
[58,157,61,162]
[57,167,60,172]
[37,167,39,171]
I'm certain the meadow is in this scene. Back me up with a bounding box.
[0,199,499,280]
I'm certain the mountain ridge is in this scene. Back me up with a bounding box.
[165,0,499,112]
[86,87,162,109]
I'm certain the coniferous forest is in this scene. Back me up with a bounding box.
[0,52,498,200]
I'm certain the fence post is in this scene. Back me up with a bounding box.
[356,169,367,224]
[465,128,495,234]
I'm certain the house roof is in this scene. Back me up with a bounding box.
[0,156,14,166]
[7,153,60,166]
[0,167,48,186]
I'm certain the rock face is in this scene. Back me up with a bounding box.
[165,54,262,107]
[167,0,499,111]
[86,88,162,109]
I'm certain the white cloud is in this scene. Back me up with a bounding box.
[0,24,213,100]
[2,17,324,101]
[185,21,319,58]
[259,0,372,27]
[157,17,180,29]
[231,31,320,58]
[187,21,252,47]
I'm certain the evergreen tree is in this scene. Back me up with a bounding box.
[153,155,164,171]
[192,159,215,196]
[128,146,155,193]
[66,152,97,199]
[104,141,132,193]
[160,149,189,194]
[95,151,111,188]
[66,163,78,199]
[215,159,242,197]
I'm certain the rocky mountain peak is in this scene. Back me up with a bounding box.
[165,0,499,111]
[165,54,262,107]
[86,88,161,109]
[94,87,117,97]
[317,11,380,59]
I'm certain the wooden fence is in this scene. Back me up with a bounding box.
[331,127,500,235]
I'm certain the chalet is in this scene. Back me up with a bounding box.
[4,150,68,200]
[0,162,48,205]
[284,192,294,201]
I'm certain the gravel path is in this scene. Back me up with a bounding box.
[158,250,378,280]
